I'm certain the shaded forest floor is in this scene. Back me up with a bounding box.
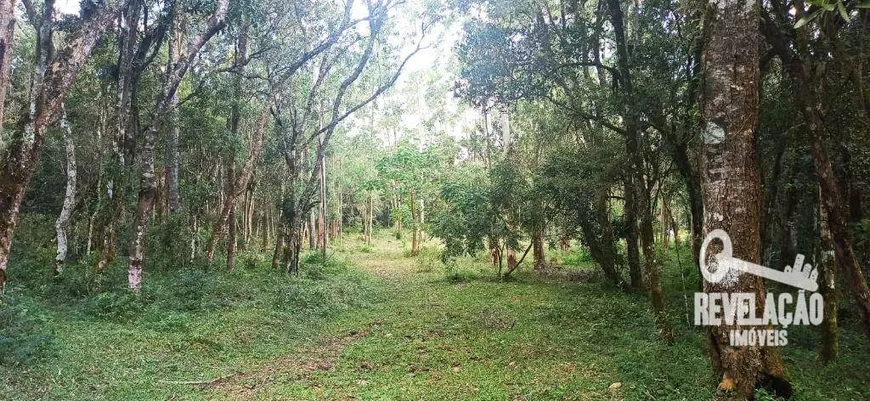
[2,229,869,400]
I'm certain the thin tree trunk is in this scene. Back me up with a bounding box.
[532,228,545,270]
[818,185,838,363]
[165,105,182,212]
[226,163,237,271]
[189,214,198,263]
[606,0,669,339]
[700,0,788,395]
[55,105,76,276]
[0,0,16,136]
[624,179,642,289]
[409,190,419,256]
[319,140,327,260]
[309,209,317,249]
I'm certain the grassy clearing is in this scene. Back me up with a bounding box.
[2,231,869,400]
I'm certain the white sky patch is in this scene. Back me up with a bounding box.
[56,0,79,15]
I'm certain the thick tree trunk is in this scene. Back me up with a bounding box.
[577,194,623,286]
[272,227,285,271]
[128,123,158,291]
[700,0,788,395]
[54,105,77,276]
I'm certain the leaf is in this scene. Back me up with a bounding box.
[837,0,851,22]
[822,2,836,11]
[857,0,870,9]
[794,9,823,29]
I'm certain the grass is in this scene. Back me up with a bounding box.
[1,230,869,400]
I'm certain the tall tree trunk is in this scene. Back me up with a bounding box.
[624,179,642,289]
[54,105,76,276]
[700,0,788,395]
[818,185,838,363]
[164,3,183,214]
[309,210,317,249]
[0,0,16,135]
[607,0,668,336]
[189,214,198,263]
[318,139,327,260]
[409,190,419,256]
[532,228,545,270]
[165,103,182,212]
[128,125,159,291]
[226,163,237,271]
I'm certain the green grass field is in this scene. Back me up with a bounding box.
[2,232,868,400]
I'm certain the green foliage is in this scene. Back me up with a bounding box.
[430,166,494,260]
[415,247,441,272]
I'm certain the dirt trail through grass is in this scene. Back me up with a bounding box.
[203,237,700,400]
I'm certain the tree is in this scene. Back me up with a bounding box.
[699,0,789,396]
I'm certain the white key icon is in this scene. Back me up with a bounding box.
[700,229,818,292]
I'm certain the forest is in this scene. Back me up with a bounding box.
[0,0,869,400]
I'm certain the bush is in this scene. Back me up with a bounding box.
[416,247,440,272]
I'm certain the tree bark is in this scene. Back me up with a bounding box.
[700,1,788,396]
[0,0,16,136]
[624,178,642,289]
[226,162,237,271]
[532,228,545,270]
[818,184,838,363]
[318,136,328,260]
[409,189,419,256]
[54,105,76,276]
